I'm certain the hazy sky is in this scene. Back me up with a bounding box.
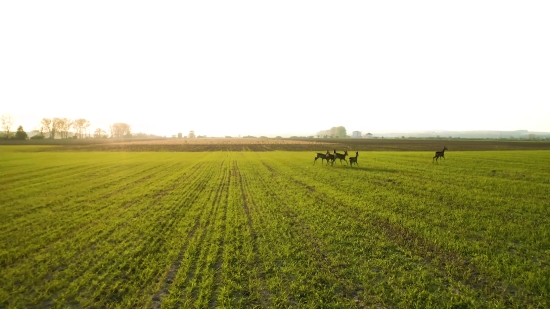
[1,1,549,137]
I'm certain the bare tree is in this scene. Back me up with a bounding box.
[62,118,73,138]
[1,114,14,138]
[53,118,72,138]
[82,120,91,138]
[41,118,53,138]
[51,117,62,139]
[73,119,83,138]
[94,128,106,138]
[110,123,131,138]
[73,118,91,138]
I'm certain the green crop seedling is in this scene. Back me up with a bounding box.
[1,146,549,308]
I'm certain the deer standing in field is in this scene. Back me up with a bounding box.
[349,151,359,166]
[333,149,348,165]
[326,151,336,166]
[314,150,330,165]
[433,146,448,163]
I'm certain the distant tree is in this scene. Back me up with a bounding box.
[40,118,53,138]
[330,126,347,138]
[132,132,150,138]
[94,128,101,138]
[83,120,91,138]
[275,136,282,139]
[51,117,63,139]
[109,123,131,138]
[317,129,330,137]
[1,114,14,138]
[188,130,196,138]
[14,125,28,140]
[73,118,91,139]
[56,118,73,139]
[318,126,347,138]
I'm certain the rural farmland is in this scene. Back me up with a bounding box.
[1,144,549,308]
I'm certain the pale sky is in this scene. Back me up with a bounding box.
[1,0,549,137]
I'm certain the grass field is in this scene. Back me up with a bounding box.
[1,146,549,308]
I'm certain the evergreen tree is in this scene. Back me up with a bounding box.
[15,125,28,140]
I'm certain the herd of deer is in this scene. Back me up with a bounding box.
[314,149,359,166]
[314,146,448,166]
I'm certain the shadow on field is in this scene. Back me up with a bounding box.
[334,166,400,173]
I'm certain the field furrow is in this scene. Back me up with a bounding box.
[1,148,548,308]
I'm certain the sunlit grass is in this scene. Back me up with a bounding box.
[1,148,549,308]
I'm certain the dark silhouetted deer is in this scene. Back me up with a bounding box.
[433,146,448,163]
[334,149,348,165]
[349,151,359,166]
[314,150,330,165]
[326,152,335,166]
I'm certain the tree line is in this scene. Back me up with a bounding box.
[40,118,91,139]
[0,113,138,140]
[316,126,347,138]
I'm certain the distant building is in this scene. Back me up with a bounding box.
[27,130,41,138]
[364,133,373,138]
[351,131,362,138]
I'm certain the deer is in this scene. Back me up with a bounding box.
[433,146,448,163]
[349,151,359,166]
[333,149,348,165]
[326,151,336,166]
[314,150,330,165]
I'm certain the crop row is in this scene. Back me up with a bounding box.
[1,149,549,308]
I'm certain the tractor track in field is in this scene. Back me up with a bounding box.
[164,164,225,308]
[1,162,173,223]
[258,161,366,304]
[278,161,533,307]
[0,161,186,268]
[151,161,225,309]
[370,216,529,306]
[6,161,204,302]
[0,163,103,186]
[97,163,218,304]
[48,162,212,306]
[0,160,149,199]
[35,162,212,307]
[208,160,231,308]
[147,161,214,307]
[233,160,271,308]
[187,161,229,307]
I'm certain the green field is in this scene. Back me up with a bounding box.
[1,146,549,308]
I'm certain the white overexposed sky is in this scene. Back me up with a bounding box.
[1,0,549,137]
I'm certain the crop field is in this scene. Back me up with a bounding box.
[1,146,549,308]
[3,137,550,152]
